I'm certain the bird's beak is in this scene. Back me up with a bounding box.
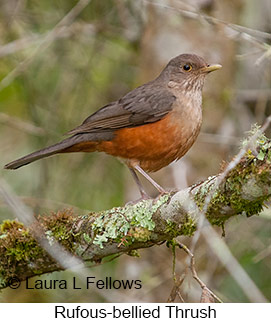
[200,64,222,73]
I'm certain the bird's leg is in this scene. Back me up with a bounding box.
[128,167,150,199]
[133,164,166,194]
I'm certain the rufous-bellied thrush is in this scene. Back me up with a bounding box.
[4,54,221,198]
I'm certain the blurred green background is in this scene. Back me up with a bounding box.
[0,0,271,302]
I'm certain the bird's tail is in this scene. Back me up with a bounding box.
[4,136,84,170]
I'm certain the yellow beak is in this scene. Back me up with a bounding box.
[200,64,222,73]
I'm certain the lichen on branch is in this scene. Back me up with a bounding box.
[0,126,271,289]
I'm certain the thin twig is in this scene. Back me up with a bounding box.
[142,0,271,45]
[0,0,92,92]
[255,45,271,65]
[0,112,46,136]
[179,243,223,303]
[0,22,96,58]
[167,273,186,303]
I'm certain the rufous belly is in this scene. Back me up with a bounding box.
[97,111,202,172]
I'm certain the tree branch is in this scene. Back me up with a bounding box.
[1,126,271,289]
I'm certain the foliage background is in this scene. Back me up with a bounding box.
[0,0,270,302]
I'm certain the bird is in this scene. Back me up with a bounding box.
[4,53,221,198]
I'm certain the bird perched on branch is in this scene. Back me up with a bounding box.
[4,53,221,198]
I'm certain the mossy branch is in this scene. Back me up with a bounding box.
[1,128,271,289]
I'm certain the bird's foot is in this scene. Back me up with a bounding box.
[153,188,177,201]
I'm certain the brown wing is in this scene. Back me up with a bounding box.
[4,82,176,170]
[67,83,176,136]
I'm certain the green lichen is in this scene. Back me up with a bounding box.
[243,124,271,163]
[165,220,179,236]
[194,171,263,226]
[0,221,37,262]
[127,250,140,257]
[0,220,24,232]
[91,194,170,248]
[45,230,55,246]
[165,215,196,237]
[0,210,80,286]
[193,125,271,227]
[179,216,197,236]
[82,233,92,244]
[0,220,48,286]
[38,210,76,250]
[129,227,152,242]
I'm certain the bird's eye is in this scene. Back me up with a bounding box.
[182,63,192,72]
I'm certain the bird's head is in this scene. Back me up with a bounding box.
[160,53,222,91]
